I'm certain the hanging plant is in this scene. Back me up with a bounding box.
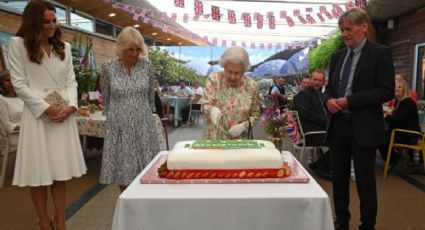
[308,34,344,73]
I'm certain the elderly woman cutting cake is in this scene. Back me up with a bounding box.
[203,47,260,140]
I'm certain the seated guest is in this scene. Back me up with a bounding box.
[0,70,24,146]
[270,76,287,107]
[173,79,191,97]
[388,74,418,108]
[203,46,260,140]
[293,69,330,179]
[181,80,204,123]
[379,79,421,170]
[154,79,163,97]
[300,75,310,91]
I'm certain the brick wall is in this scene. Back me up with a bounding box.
[0,9,116,69]
[387,7,425,85]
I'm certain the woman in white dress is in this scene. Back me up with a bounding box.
[0,70,24,146]
[8,1,86,229]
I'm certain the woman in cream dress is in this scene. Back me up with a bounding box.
[8,1,86,229]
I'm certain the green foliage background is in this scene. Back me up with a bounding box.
[149,47,207,86]
[308,35,344,73]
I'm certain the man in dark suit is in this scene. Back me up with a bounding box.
[294,69,331,180]
[294,69,327,146]
[324,8,395,230]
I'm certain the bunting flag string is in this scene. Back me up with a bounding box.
[110,1,335,50]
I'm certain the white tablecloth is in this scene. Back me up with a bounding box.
[112,151,333,230]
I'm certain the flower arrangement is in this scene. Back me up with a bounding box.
[261,107,288,139]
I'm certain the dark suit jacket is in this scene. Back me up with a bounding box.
[324,40,395,148]
[294,86,327,133]
[386,97,421,144]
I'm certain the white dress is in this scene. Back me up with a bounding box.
[8,37,87,187]
[0,95,23,146]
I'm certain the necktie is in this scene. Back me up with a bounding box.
[338,50,355,97]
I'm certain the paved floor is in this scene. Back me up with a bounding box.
[1,117,424,229]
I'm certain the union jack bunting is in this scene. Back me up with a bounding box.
[333,3,344,15]
[132,9,144,21]
[171,13,177,22]
[228,10,236,24]
[143,17,149,23]
[260,43,265,49]
[355,0,366,9]
[345,2,356,9]
[286,16,295,27]
[242,13,251,27]
[305,7,313,13]
[231,40,237,46]
[306,14,316,24]
[324,11,333,20]
[280,11,286,18]
[160,12,167,20]
[241,41,246,47]
[122,4,133,12]
[316,13,325,22]
[162,25,169,33]
[212,37,218,46]
[285,43,289,49]
[269,16,275,29]
[202,36,208,43]
[193,15,200,21]
[174,0,184,8]
[293,9,300,16]
[221,40,227,47]
[331,8,338,18]
[211,5,221,21]
[300,41,305,48]
[267,12,274,18]
[276,43,282,50]
[297,15,307,24]
[256,14,263,29]
[194,0,203,16]
[251,43,256,49]
[291,42,297,48]
[267,43,273,50]
[149,10,156,18]
[319,6,327,13]
[204,14,210,19]
[183,13,189,23]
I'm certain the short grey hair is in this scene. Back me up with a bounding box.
[115,26,149,59]
[0,70,10,96]
[219,46,251,72]
[338,8,370,26]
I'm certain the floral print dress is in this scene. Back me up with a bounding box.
[100,58,159,186]
[203,72,260,140]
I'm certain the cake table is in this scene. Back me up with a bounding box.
[112,151,334,230]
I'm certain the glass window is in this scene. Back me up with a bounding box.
[414,44,425,99]
[55,5,67,25]
[70,11,93,32]
[115,27,122,38]
[145,37,154,46]
[95,19,113,37]
[0,0,28,12]
[414,43,425,100]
